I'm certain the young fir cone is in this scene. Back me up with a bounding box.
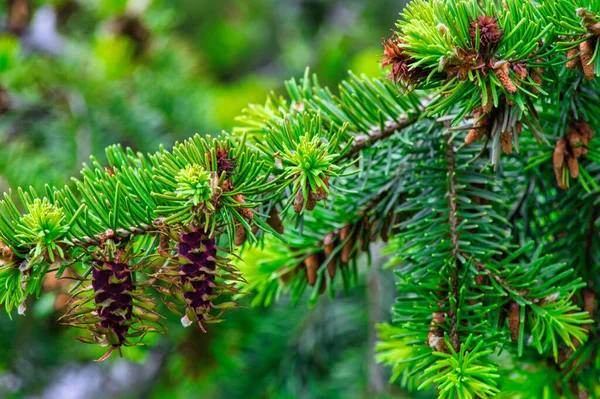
[294,189,304,213]
[381,34,425,85]
[91,259,134,349]
[175,229,240,331]
[304,253,320,287]
[567,156,580,179]
[576,120,596,151]
[62,249,161,361]
[553,138,568,190]
[234,223,247,246]
[567,127,586,158]
[512,63,528,81]
[304,176,331,211]
[580,38,595,81]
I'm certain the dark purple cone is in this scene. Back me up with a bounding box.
[177,231,216,320]
[92,260,134,346]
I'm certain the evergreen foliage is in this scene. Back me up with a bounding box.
[1,0,600,397]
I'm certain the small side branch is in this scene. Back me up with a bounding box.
[446,135,461,352]
[347,114,417,158]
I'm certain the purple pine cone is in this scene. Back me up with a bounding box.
[92,260,134,346]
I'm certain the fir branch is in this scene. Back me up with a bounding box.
[466,254,529,298]
[445,134,461,352]
[346,113,418,158]
[70,223,155,246]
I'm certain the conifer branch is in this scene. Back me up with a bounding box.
[466,254,529,298]
[347,114,417,158]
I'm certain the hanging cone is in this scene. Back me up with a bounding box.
[512,63,529,80]
[567,156,580,179]
[553,138,568,190]
[530,60,544,94]
[267,207,284,234]
[293,190,304,213]
[234,224,247,246]
[304,254,320,286]
[493,61,517,94]
[579,38,595,81]
[323,233,337,279]
[466,108,488,144]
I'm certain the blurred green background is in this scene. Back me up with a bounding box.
[0,0,429,398]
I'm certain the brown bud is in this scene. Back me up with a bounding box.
[512,63,529,80]
[509,301,520,341]
[466,110,488,144]
[267,207,284,234]
[501,131,513,155]
[340,226,352,264]
[323,233,337,279]
[466,128,484,144]
[580,39,595,81]
[313,176,329,201]
[566,47,581,69]
[0,241,15,266]
[567,156,580,179]
[233,194,254,220]
[305,193,318,211]
[305,178,330,211]
[293,190,304,213]
[567,128,585,158]
[234,224,247,246]
[304,254,320,286]
[577,120,595,145]
[553,138,568,190]
[530,60,544,94]
[493,61,517,94]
